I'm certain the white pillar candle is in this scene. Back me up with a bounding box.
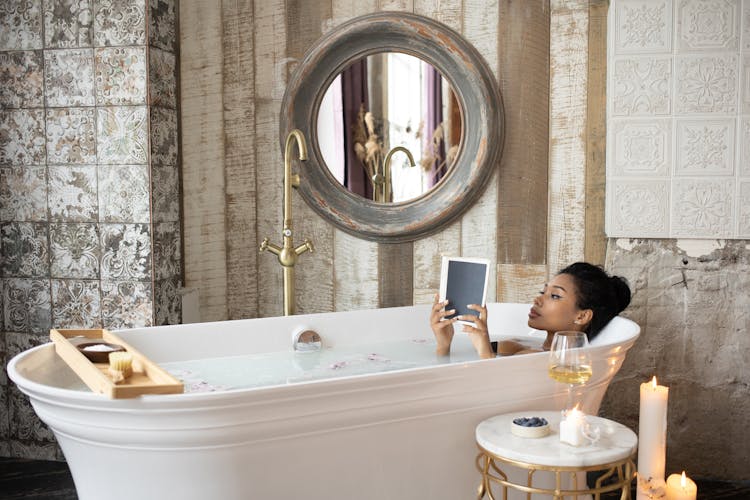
[637,376,669,500]
[666,472,697,500]
[559,407,585,446]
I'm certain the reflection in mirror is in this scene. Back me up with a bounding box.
[317,52,462,204]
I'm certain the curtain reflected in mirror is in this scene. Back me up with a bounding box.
[317,52,462,203]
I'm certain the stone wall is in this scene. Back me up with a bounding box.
[600,238,750,480]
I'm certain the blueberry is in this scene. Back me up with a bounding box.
[514,416,548,427]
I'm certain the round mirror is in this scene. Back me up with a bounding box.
[317,52,463,204]
[281,12,503,242]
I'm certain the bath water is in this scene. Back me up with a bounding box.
[160,335,487,393]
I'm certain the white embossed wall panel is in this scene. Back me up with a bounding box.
[739,179,750,235]
[607,0,750,238]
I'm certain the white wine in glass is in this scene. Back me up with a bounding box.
[548,364,593,385]
[548,331,592,407]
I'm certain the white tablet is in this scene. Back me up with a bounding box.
[439,256,490,326]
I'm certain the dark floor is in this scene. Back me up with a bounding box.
[0,457,749,499]
[0,458,78,499]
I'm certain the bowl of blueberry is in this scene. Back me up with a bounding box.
[510,416,550,438]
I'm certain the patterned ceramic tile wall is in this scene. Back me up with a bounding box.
[607,0,750,238]
[0,0,180,458]
[148,0,181,325]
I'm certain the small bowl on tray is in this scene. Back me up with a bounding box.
[74,341,126,363]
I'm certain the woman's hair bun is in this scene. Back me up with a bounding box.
[557,262,632,338]
[609,275,631,313]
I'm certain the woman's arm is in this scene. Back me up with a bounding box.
[461,304,495,359]
[430,294,456,356]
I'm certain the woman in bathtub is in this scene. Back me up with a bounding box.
[430,262,631,358]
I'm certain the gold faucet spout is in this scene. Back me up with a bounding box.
[286,129,308,161]
[382,146,416,202]
[284,129,308,233]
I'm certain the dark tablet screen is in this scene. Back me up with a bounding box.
[444,259,488,320]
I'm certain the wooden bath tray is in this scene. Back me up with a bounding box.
[50,329,183,398]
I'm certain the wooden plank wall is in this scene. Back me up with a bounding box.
[548,0,588,275]
[222,0,258,319]
[584,0,608,265]
[180,2,229,322]
[496,1,550,302]
[286,1,336,314]
[461,0,499,304]
[253,0,288,318]
[180,0,602,320]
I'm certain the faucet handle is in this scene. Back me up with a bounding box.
[259,237,282,256]
[290,173,300,189]
[295,238,314,256]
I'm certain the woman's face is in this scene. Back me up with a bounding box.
[527,273,587,334]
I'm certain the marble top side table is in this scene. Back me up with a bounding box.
[475,410,637,499]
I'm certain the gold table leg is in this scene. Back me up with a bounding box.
[475,446,636,500]
[476,452,489,499]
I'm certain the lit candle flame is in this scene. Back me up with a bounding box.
[651,376,657,388]
[566,405,583,421]
[681,471,687,488]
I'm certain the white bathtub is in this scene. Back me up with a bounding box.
[8,303,639,500]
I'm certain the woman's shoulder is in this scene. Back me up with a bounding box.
[495,338,543,356]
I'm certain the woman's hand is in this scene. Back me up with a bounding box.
[461,304,494,359]
[430,294,456,356]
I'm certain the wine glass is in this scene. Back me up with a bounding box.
[548,331,592,409]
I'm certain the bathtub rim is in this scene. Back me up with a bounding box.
[8,315,639,409]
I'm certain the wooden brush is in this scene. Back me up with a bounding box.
[108,351,133,383]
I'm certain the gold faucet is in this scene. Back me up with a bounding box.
[380,146,416,202]
[259,129,314,316]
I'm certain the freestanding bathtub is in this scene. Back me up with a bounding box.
[8,303,639,500]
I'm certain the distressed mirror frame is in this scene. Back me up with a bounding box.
[280,12,504,242]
